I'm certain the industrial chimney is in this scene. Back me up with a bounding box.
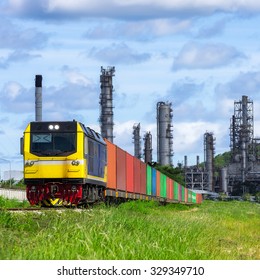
[35,75,42,122]
[99,66,115,142]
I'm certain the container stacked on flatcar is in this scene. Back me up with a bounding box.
[104,139,202,204]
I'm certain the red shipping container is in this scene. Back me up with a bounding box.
[156,170,160,197]
[185,188,188,203]
[105,140,116,189]
[178,184,182,201]
[140,161,147,195]
[196,193,203,204]
[133,157,141,194]
[126,153,134,193]
[167,178,173,200]
[116,147,126,191]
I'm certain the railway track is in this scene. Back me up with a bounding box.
[0,207,62,212]
[1,204,97,212]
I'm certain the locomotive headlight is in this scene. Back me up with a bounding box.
[71,160,79,166]
[31,186,36,192]
[71,186,77,192]
[48,124,60,130]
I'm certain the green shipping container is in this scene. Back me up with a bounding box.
[146,165,152,195]
[160,173,167,198]
[188,190,192,203]
[174,181,179,200]
[192,192,197,203]
[182,186,185,202]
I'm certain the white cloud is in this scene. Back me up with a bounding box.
[45,0,260,14]
[172,42,245,70]
[89,43,151,64]
[84,19,191,41]
[0,17,49,50]
[1,0,260,171]
[61,66,93,86]
[4,0,260,19]
[215,71,260,100]
[174,121,226,154]
[3,81,22,100]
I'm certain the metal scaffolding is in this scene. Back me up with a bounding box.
[222,95,260,195]
[184,133,215,192]
[229,95,254,183]
[230,95,254,165]
[185,167,209,190]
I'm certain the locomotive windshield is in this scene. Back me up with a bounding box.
[31,132,76,156]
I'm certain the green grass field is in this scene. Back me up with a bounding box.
[0,196,259,260]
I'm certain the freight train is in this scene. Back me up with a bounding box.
[21,120,202,207]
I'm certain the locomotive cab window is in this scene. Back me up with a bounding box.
[30,132,76,156]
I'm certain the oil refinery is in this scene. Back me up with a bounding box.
[32,68,260,198]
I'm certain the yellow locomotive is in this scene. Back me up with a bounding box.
[21,120,107,206]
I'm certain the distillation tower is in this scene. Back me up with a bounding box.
[204,132,215,192]
[133,123,142,159]
[99,66,115,142]
[226,95,260,189]
[144,132,153,163]
[157,102,173,166]
[229,95,253,182]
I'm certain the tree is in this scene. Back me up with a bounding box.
[214,152,232,169]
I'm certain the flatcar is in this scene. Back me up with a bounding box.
[21,120,202,207]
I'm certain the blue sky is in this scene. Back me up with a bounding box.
[1,0,260,172]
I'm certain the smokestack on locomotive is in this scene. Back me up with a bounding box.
[35,75,43,122]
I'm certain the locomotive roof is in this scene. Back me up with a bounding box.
[30,121,77,132]
[29,120,106,145]
[79,122,106,145]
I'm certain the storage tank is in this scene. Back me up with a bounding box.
[157,102,173,166]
